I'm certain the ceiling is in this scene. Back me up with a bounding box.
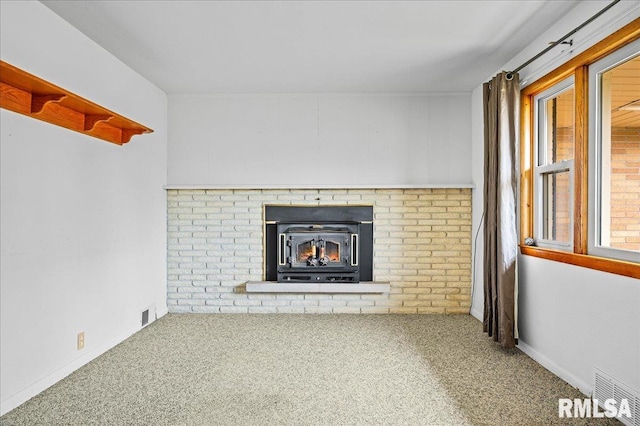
[42,0,581,94]
[609,55,640,127]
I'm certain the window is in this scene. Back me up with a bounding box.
[520,20,640,279]
[533,79,575,250]
[589,40,640,263]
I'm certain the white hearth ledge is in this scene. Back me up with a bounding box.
[164,184,474,190]
[246,281,391,294]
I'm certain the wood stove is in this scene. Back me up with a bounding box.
[264,205,373,283]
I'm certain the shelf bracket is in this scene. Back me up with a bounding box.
[31,94,66,113]
[84,114,113,131]
[121,128,148,144]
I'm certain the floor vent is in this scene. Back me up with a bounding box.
[594,368,640,426]
[141,309,149,327]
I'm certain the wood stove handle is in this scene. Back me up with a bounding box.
[351,234,358,266]
[278,234,286,266]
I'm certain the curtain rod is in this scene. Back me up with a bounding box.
[509,0,621,76]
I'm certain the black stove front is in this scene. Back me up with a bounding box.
[264,206,373,283]
[277,223,360,282]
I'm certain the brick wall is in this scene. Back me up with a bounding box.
[167,188,472,314]
[610,127,640,251]
[553,126,574,243]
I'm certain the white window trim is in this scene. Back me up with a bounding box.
[534,161,574,250]
[588,38,640,264]
[533,77,575,251]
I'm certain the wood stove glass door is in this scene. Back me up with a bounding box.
[287,232,351,269]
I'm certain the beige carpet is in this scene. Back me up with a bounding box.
[1,314,618,425]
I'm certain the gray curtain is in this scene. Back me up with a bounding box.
[482,71,519,349]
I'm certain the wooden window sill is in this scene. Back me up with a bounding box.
[519,245,640,279]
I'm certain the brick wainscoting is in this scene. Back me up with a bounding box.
[167,188,472,314]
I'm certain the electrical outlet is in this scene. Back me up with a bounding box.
[77,332,85,350]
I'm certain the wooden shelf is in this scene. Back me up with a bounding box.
[245,281,391,294]
[0,61,153,145]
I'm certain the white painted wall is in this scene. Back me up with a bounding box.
[0,1,168,415]
[168,94,471,187]
[517,256,640,394]
[470,84,485,321]
[470,1,640,395]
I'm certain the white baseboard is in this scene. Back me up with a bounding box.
[157,305,169,318]
[469,307,483,321]
[0,308,168,416]
[462,314,592,397]
[517,339,592,396]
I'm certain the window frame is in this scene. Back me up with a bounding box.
[588,39,640,263]
[533,78,575,251]
[520,18,640,279]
